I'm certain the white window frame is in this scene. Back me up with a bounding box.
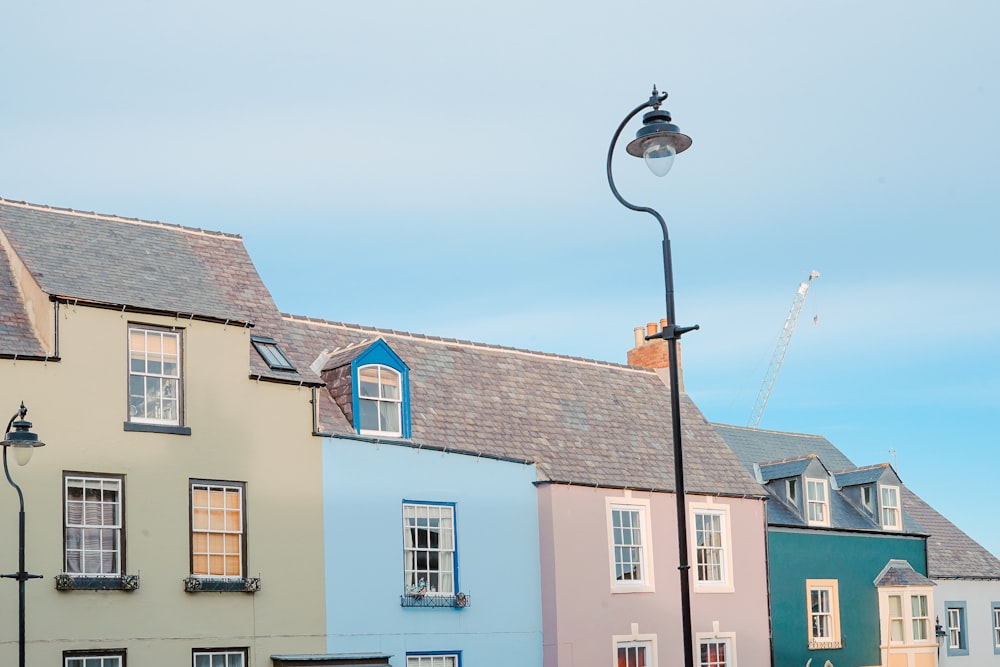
[696,627,737,667]
[946,604,967,654]
[190,481,245,579]
[805,478,830,527]
[880,485,902,530]
[785,478,797,505]
[194,649,247,667]
[64,474,123,577]
[689,499,734,593]
[606,494,654,593]
[406,654,459,667]
[612,624,657,667]
[880,588,937,646]
[65,652,123,667]
[358,363,403,436]
[806,579,842,649]
[993,602,1000,652]
[403,502,456,596]
[862,484,873,511]
[127,324,182,425]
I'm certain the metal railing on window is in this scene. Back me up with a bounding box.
[183,576,260,593]
[400,591,469,608]
[54,573,139,591]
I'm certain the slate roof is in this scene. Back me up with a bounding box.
[279,315,766,496]
[757,455,819,481]
[714,423,1000,579]
[0,198,310,383]
[835,463,896,488]
[716,424,923,533]
[0,238,46,357]
[874,559,936,587]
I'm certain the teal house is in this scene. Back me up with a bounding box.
[716,425,940,667]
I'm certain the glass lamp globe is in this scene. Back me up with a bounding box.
[643,141,677,177]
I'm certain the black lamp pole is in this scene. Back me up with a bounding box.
[607,86,698,667]
[2,403,45,667]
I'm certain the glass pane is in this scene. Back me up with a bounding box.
[359,367,380,397]
[380,402,401,432]
[380,368,401,399]
[358,399,379,430]
[193,507,209,530]
[195,657,209,667]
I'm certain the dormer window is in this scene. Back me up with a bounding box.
[862,485,874,511]
[806,479,830,526]
[358,364,402,436]
[880,485,901,530]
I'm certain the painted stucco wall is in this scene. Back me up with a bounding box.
[537,483,771,667]
[0,305,326,664]
[768,528,928,667]
[322,435,543,667]
[935,579,1000,665]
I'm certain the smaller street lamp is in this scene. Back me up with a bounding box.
[2,402,46,667]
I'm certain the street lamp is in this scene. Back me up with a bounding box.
[2,402,46,667]
[607,86,698,667]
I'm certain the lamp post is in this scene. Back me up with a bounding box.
[2,402,46,667]
[607,86,698,667]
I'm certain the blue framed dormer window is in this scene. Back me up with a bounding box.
[351,339,411,438]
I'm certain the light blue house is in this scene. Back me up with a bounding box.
[281,327,544,667]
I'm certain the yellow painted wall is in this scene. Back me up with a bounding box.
[0,304,326,664]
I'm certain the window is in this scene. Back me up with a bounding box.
[407,653,458,667]
[786,479,797,504]
[806,479,829,526]
[607,498,653,591]
[862,485,873,510]
[191,481,245,579]
[699,638,731,667]
[911,594,929,641]
[128,325,182,425]
[992,602,1000,653]
[358,364,402,436]
[64,475,122,577]
[946,602,969,656]
[403,502,455,596]
[251,336,295,371]
[806,579,842,649]
[880,485,901,530]
[888,595,905,642]
[616,641,651,667]
[65,650,124,667]
[194,648,247,667]
[691,501,733,592]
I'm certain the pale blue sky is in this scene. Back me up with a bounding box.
[3,2,997,556]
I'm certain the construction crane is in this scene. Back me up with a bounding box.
[747,270,820,428]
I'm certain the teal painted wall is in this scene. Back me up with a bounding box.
[769,529,927,667]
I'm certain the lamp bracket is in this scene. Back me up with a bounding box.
[646,324,700,342]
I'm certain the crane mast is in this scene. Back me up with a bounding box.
[747,270,820,428]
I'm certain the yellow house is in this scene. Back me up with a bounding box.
[0,199,326,666]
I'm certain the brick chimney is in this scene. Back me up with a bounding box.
[627,318,685,391]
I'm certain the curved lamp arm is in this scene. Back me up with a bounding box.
[606,88,670,240]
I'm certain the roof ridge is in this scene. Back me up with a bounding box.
[759,453,818,466]
[835,462,890,474]
[711,422,829,439]
[0,197,242,241]
[282,313,651,374]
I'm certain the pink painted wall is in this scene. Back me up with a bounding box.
[538,484,771,667]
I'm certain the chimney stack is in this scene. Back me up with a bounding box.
[627,320,685,392]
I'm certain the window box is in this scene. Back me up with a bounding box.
[183,576,260,593]
[55,573,139,591]
[400,592,469,608]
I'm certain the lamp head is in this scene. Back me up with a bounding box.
[625,107,692,177]
[3,404,45,466]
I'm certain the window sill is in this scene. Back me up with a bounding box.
[124,422,192,435]
[184,576,260,593]
[55,573,139,591]
[400,592,469,608]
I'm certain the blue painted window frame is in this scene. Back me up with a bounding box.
[946,600,969,656]
[992,601,1000,655]
[405,651,462,667]
[402,500,459,597]
[352,340,411,439]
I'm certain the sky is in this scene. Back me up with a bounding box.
[2,2,997,557]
